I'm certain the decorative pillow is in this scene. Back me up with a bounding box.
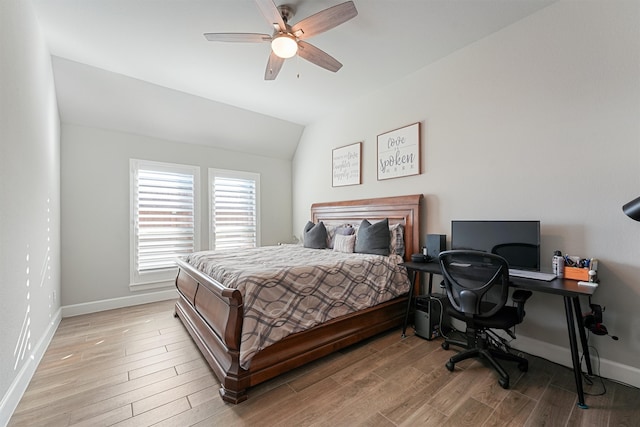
[335,225,354,239]
[389,223,405,256]
[333,234,356,253]
[303,221,327,249]
[326,224,355,248]
[355,219,390,256]
[325,224,337,248]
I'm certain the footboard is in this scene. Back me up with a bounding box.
[174,258,249,403]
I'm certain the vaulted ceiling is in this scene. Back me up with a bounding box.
[33,0,555,159]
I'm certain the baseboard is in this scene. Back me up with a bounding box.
[61,288,178,318]
[510,334,640,389]
[0,308,62,427]
[1,290,179,424]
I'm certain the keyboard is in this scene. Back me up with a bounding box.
[509,269,557,281]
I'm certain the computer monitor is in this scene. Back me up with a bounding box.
[451,220,541,271]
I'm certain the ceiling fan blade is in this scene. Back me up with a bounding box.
[204,33,271,43]
[297,41,342,72]
[254,0,286,32]
[291,1,358,40]
[264,51,285,80]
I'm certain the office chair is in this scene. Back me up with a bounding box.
[438,250,533,389]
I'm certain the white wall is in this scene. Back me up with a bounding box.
[0,0,61,423]
[60,124,292,309]
[292,1,640,386]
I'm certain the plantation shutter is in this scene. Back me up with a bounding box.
[212,175,257,250]
[135,169,195,272]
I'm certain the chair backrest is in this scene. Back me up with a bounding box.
[438,250,510,318]
[491,242,539,270]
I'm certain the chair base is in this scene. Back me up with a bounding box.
[442,333,528,389]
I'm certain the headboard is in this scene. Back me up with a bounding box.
[311,194,423,261]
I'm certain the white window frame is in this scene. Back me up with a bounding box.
[130,159,200,291]
[209,168,261,250]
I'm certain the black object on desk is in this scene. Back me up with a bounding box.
[401,260,598,409]
[411,253,431,263]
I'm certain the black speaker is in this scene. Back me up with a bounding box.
[426,234,446,259]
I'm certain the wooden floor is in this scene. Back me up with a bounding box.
[9,300,640,427]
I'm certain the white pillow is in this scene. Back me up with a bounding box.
[333,234,356,253]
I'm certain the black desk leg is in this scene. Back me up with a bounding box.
[402,270,417,338]
[573,297,593,376]
[427,272,434,295]
[564,296,588,409]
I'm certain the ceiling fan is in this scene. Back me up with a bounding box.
[204,0,358,80]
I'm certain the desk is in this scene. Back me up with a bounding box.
[401,261,598,409]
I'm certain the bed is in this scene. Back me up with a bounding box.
[174,194,422,403]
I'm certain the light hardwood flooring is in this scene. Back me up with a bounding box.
[9,299,640,426]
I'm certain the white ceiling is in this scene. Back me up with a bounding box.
[32,0,555,158]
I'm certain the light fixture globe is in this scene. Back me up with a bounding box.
[271,34,298,59]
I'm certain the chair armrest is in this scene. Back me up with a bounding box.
[512,290,533,321]
[512,290,532,304]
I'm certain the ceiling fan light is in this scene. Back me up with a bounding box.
[271,34,298,59]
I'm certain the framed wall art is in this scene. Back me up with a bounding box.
[332,142,361,187]
[377,122,421,180]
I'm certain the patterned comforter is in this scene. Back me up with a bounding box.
[185,244,410,369]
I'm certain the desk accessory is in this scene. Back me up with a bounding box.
[565,266,590,281]
[411,253,431,263]
[583,304,618,340]
[554,253,598,282]
[552,250,564,278]
[426,234,446,259]
[578,281,598,287]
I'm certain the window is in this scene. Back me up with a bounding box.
[130,160,200,289]
[209,169,260,250]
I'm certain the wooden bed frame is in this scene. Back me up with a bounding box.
[174,194,422,403]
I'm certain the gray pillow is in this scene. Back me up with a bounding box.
[355,219,390,256]
[303,221,327,249]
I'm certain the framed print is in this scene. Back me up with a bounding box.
[332,142,361,187]
[377,122,421,180]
